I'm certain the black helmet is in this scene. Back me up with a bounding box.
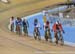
[17,17,20,20]
[34,19,38,22]
[11,16,14,20]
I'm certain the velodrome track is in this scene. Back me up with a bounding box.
[0,0,75,54]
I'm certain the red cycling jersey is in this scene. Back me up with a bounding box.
[52,23,63,32]
[44,21,50,28]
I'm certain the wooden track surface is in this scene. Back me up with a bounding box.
[0,0,75,54]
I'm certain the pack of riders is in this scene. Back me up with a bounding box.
[10,16,65,45]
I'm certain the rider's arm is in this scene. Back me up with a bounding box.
[52,24,56,32]
[60,24,65,33]
[60,24,63,31]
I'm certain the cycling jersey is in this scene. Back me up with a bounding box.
[10,18,15,25]
[44,21,50,29]
[16,20,22,26]
[34,22,37,27]
[52,23,63,32]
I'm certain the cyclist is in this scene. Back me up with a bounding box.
[22,19,29,36]
[15,17,22,35]
[52,21,65,45]
[10,16,15,32]
[44,20,52,42]
[33,19,41,40]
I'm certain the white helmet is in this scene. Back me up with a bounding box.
[56,21,59,24]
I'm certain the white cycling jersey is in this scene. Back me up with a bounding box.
[10,19,15,24]
[10,18,15,25]
[35,23,40,28]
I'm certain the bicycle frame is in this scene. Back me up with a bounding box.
[33,27,41,40]
[54,30,64,45]
[16,25,21,35]
[45,28,52,42]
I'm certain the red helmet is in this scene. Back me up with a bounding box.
[46,21,49,25]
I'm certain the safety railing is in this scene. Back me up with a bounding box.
[48,15,75,26]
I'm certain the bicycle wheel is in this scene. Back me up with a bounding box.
[54,32,59,45]
[37,31,41,40]
[33,31,37,40]
[59,34,64,45]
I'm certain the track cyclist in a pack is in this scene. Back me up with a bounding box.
[44,20,52,42]
[52,21,65,45]
[22,19,29,36]
[33,19,41,40]
[16,17,22,35]
[10,16,15,32]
